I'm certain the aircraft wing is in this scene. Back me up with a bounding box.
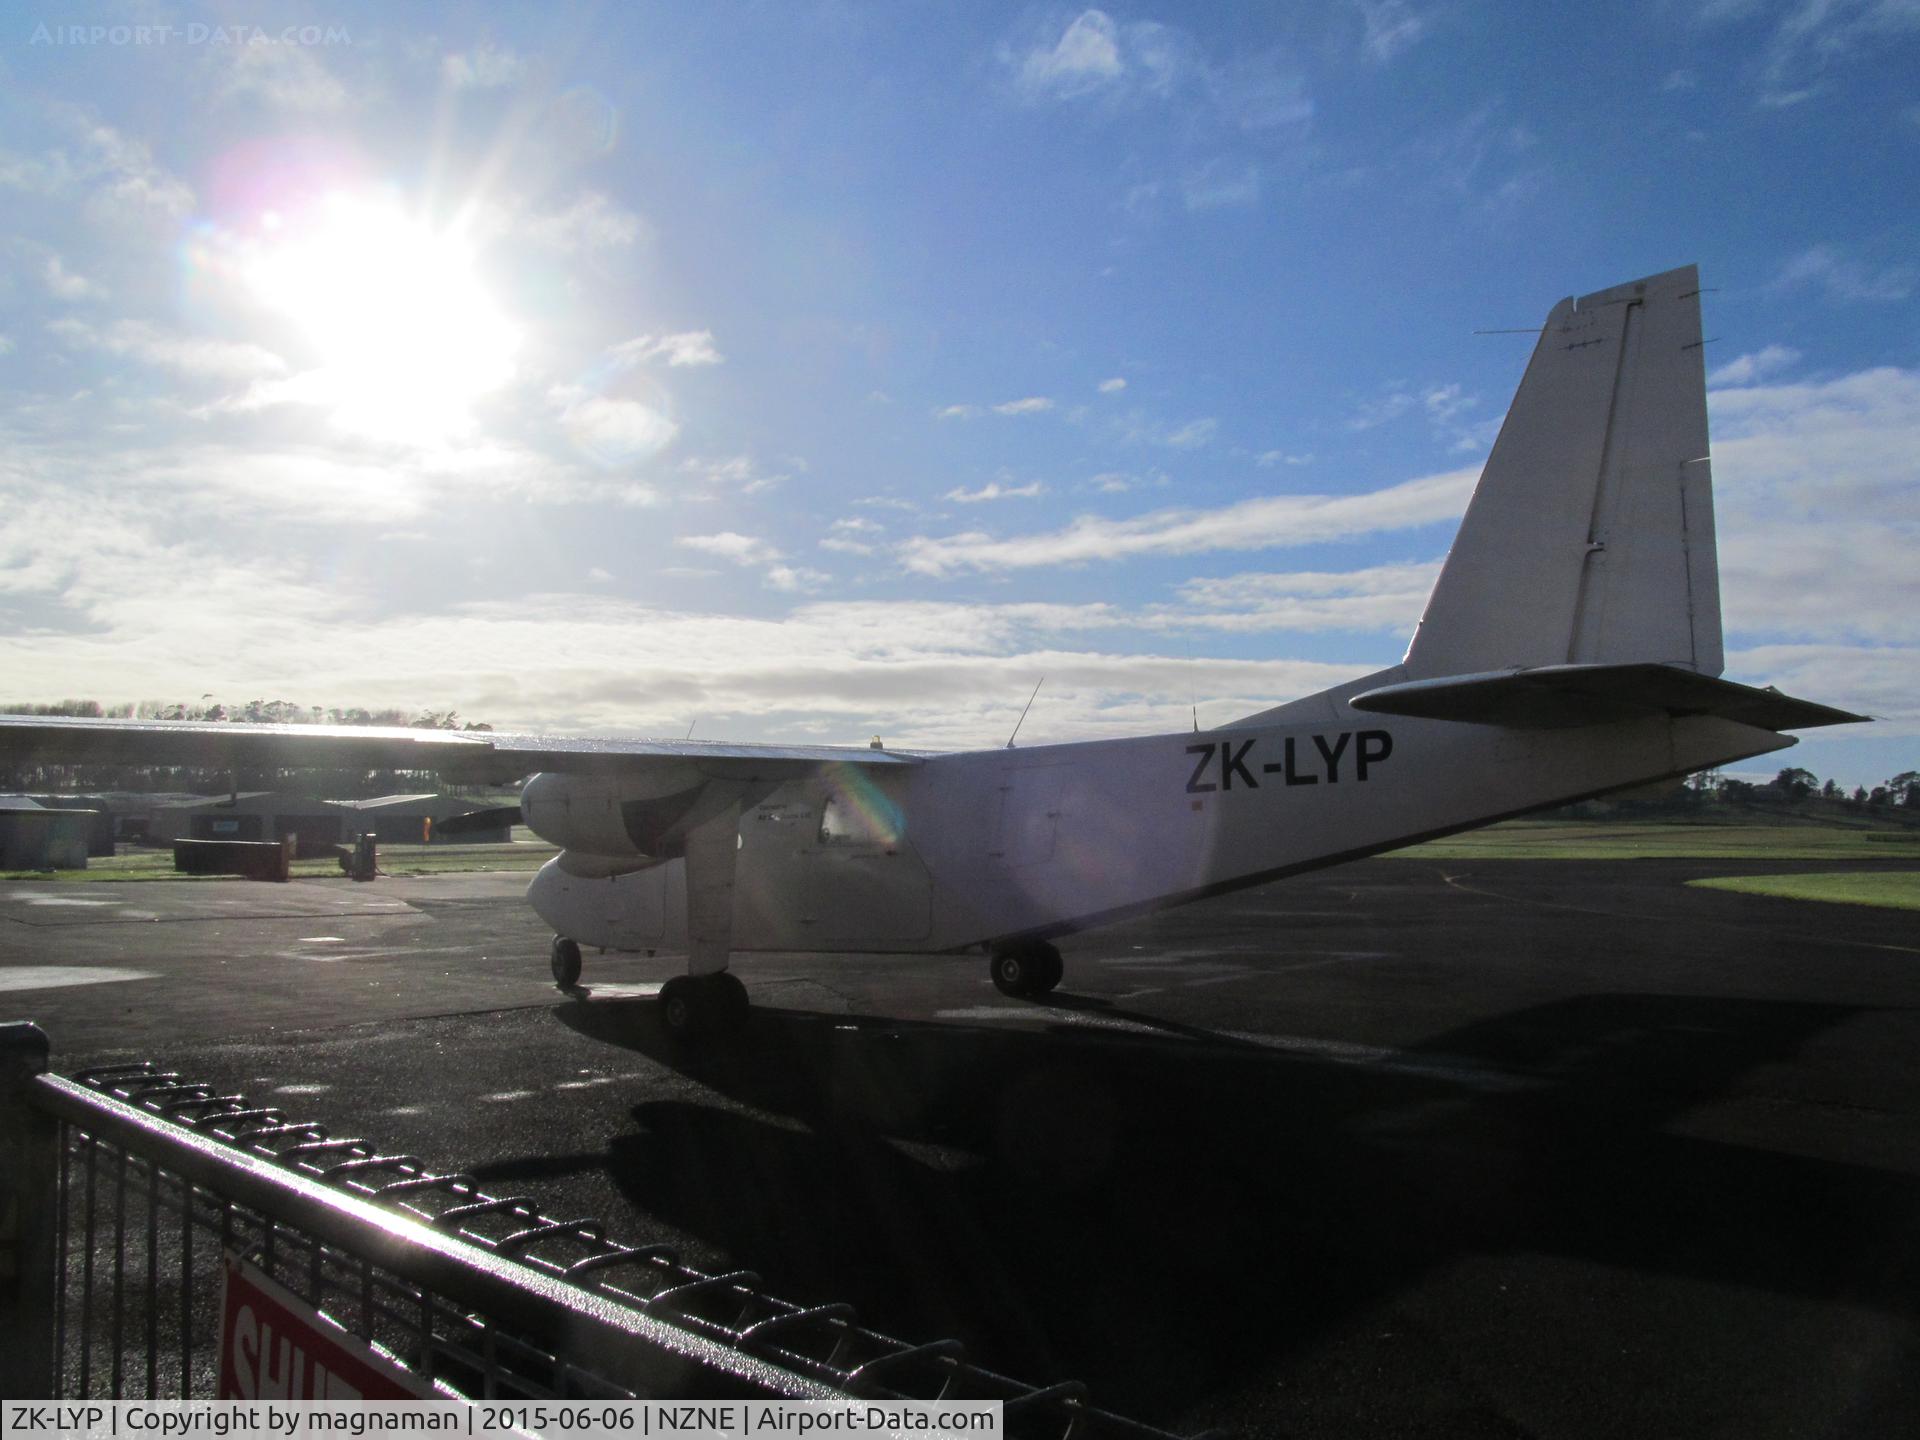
[0,714,927,785]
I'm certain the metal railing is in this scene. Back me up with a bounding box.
[0,1023,1203,1437]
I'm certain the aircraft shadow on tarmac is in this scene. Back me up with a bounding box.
[495,990,1920,1426]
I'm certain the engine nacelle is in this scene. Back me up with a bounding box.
[520,767,708,859]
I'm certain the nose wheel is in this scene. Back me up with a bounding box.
[550,936,583,989]
[990,939,1064,998]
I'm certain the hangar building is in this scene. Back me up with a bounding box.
[0,796,98,870]
[150,792,345,857]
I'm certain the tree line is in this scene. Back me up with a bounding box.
[1705,766,1919,810]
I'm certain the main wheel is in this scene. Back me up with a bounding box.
[991,940,1063,998]
[659,973,749,1038]
[712,971,750,1022]
[549,936,583,989]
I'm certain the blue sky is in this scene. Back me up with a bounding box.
[0,1,1914,785]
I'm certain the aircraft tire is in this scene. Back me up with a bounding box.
[991,940,1063,998]
[713,971,750,1021]
[660,973,748,1038]
[550,936,583,990]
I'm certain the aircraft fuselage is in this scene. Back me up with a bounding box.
[526,690,1791,958]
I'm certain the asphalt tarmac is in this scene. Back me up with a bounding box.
[5,856,1918,1437]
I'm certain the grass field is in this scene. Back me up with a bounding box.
[1,832,559,883]
[1687,871,1920,912]
[1383,821,1920,861]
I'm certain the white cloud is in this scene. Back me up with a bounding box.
[51,108,195,220]
[1007,11,1311,134]
[677,533,827,593]
[1014,9,1125,99]
[1348,390,1415,431]
[608,331,725,369]
[679,532,775,565]
[1183,159,1261,211]
[586,567,614,584]
[556,394,679,464]
[1663,68,1700,91]
[443,44,525,89]
[1709,344,1801,387]
[1163,417,1218,448]
[520,191,645,253]
[0,334,13,355]
[44,256,104,300]
[820,517,884,556]
[941,397,1054,419]
[1411,102,1548,214]
[899,464,1478,576]
[680,455,786,494]
[1256,450,1313,467]
[212,42,348,111]
[1422,383,1474,422]
[1105,411,1221,448]
[1171,559,1442,633]
[1728,644,1919,731]
[1708,365,1920,649]
[1774,244,1915,303]
[1715,0,1920,107]
[1354,1,1430,64]
[1098,377,1127,393]
[945,481,1047,503]
[54,317,285,382]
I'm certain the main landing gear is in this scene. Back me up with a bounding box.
[990,939,1064,999]
[547,932,748,1037]
[550,936,583,989]
[659,972,749,1038]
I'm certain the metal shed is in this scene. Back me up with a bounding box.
[0,797,96,870]
[150,792,345,857]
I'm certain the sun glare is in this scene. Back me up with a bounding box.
[244,194,518,444]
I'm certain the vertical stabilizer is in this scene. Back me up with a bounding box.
[1404,266,1723,679]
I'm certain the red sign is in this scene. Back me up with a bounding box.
[219,1252,435,1399]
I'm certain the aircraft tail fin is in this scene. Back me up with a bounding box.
[1403,265,1723,680]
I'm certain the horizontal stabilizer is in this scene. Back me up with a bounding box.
[1350,664,1866,731]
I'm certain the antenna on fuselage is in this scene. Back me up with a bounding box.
[1006,677,1044,749]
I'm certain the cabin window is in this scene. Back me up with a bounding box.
[817,791,900,847]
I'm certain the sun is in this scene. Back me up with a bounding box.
[244,193,518,444]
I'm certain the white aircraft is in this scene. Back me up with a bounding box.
[0,267,1864,1036]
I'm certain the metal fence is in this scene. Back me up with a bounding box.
[0,1023,1202,1438]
